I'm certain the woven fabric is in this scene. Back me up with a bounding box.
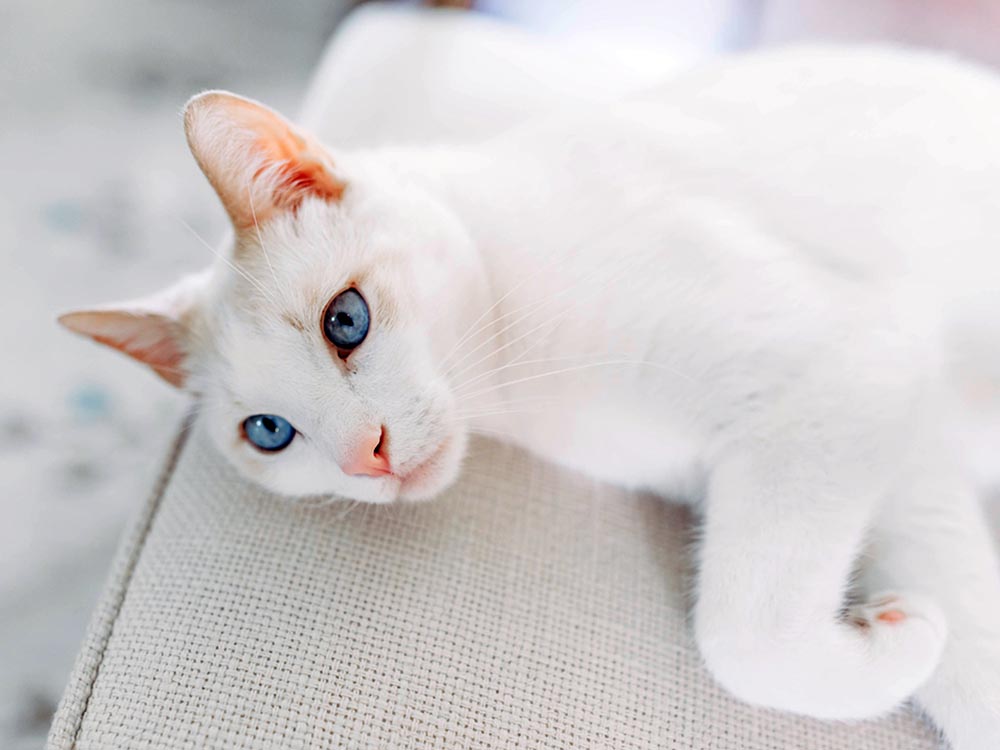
[47,421,943,750]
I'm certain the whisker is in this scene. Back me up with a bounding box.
[448,305,575,386]
[247,179,280,288]
[176,217,279,306]
[448,250,652,389]
[442,262,605,379]
[448,311,557,392]
[460,358,696,403]
[335,499,362,520]
[451,406,547,422]
[438,250,570,371]
[453,381,570,418]
[453,354,599,395]
[448,239,657,382]
[443,294,556,379]
[453,393,558,412]
[441,188,666,374]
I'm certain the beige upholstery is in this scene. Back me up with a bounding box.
[48,423,942,749]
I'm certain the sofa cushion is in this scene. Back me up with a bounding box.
[48,420,942,749]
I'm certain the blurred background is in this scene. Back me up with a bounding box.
[2,0,999,747]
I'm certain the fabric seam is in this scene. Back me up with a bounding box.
[66,411,195,749]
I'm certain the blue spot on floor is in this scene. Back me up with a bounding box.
[42,200,85,233]
[68,384,112,422]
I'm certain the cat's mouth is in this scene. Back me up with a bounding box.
[395,435,457,501]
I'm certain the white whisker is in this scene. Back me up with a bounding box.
[176,217,279,306]
[448,248,652,387]
[441,188,665,375]
[452,405,549,421]
[247,179,280,288]
[438,250,570,371]
[453,354,607,395]
[449,304,574,386]
[454,393,558,411]
[443,294,555,378]
[460,358,696,403]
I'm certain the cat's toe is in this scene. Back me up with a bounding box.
[841,591,948,709]
[849,591,947,640]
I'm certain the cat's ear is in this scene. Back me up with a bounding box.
[183,91,345,231]
[58,272,208,388]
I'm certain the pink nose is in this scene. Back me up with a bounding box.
[340,426,391,477]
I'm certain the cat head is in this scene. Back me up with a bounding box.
[60,92,490,502]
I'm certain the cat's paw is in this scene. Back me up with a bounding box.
[847,591,947,689]
[848,591,946,637]
[697,590,948,720]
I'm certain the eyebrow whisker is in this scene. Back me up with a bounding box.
[247,178,280,288]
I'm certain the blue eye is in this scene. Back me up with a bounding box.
[243,414,296,452]
[323,288,370,352]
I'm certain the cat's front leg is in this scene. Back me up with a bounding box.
[862,459,1000,750]
[693,442,947,720]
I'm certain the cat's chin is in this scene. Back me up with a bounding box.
[395,433,465,502]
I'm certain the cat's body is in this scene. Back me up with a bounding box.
[352,47,1000,499]
[63,46,1000,748]
[173,44,1000,509]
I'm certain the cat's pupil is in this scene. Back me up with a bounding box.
[261,416,278,432]
[323,288,370,352]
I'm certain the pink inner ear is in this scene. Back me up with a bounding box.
[185,92,347,231]
[223,97,346,227]
[59,310,188,388]
[254,137,346,218]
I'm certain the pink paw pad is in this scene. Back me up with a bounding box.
[876,609,907,624]
[848,594,913,630]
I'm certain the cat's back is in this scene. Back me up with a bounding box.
[637,44,1000,128]
[474,45,1000,399]
[644,45,1000,264]
[439,47,1000,487]
[625,48,1000,484]
[497,45,1000,288]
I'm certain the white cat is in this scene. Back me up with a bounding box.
[61,46,1000,748]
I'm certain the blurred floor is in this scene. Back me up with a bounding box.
[0,1,349,747]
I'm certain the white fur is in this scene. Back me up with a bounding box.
[97,46,1000,747]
